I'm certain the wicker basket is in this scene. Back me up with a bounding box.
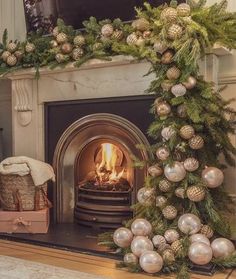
[0,174,52,211]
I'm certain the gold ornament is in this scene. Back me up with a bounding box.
[183,158,199,172]
[143,30,151,38]
[162,249,175,264]
[160,7,177,23]
[166,66,181,80]
[175,187,185,199]
[153,41,167,54]
[61,42,73,54]
[1,50,11,62]
[73,35,86,46]
[156,147,170,161]
[132,18,150,32]
[25,43,35,53]
[161,80,174,91]
[159,179,172,192]
[126,33,138,46]
[14,50,23,60]
[72,48,84,60]
[156,101,171,116]
[52,26,59,37]
[189,135,204,150]
[112,30,124,41]
[177,104,187,118]
[162,205,177,220]
[158,243,171,253]
[177,3,191,17]
[55,53,67,63]
[6,55,17,66]
[164,229,179,244]
[101,24,114,37]
[171,240,183,254]
[152,235,166,248]
[167,24,183,40]
[156,196,167,208]
[148,164,163,177]
[161,50,174,64]
[200,225,214,239]
[7,42,17,53]
[50,40,58,48]
[182,76,197,89]
[56,32,68,44]
[179,125,195,140]
[171,84,187,97]
[187,185,206,202]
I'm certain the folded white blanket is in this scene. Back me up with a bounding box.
[0,156,55,186]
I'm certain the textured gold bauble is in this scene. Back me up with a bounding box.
[72,48,84,60]
[187,185,206,202]
[166,66,181,80]
[153,41,168,54]
[55,53,67,63]
[73,35,86,46]
[161,80,174,91]
[177,3,191,17]
[177,104,187,118]
[132,18,150,32]
[14,51,23,60]
[175,187,185,199]
[61,42,73,54]
[171,240,183,254]
[156,102,171,116]
[56,32,68,44]
[160,7,177,23]
[1,50,11,62]
[183,158,199,172]
[189,135,204,150]
[6,55,17,66]
[162,249,175,264]
[167,24,183,40]
[182,76,197,89]
[162,205,177,220]
[126,33,138,45]
[52,26,59,37]
[7,42,17,53]
[161,50,174,64]
[148,164,163,177]
[179,125,195,140]
[112,30,124,41]
[200,225,214,239]
[164,229,180,244]
[25,43,35,53]
[101,24,114,37]
[159,179,172,192]
[50,40,58,48]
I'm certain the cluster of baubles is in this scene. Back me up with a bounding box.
[113,214,235,273]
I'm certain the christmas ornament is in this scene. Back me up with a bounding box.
[162,249,175,264]
[126,33,138,46]
[55,53,67,63]
[1,50,11,62]
[131,236,153,257]
[161,50,174,64]
[171,240,183,254]
[162,205,177,220]
[211,238,235,258]
[73,35,86,46]
[61,42,73,54]
[201,167,224,188]
[152,235,166,248]
[156,147,170,161]
[148,165,163,177]
[175,187,185,199]
[139,251,163,274]
[178,213,201,235]
[177,3,191,17]
[161,126,176,141]
[72,48,84,60]
[183,158,199,172]
[132,18,150,32]
[124,253,138,264]
[200,225,214,239]
[131,218,152,236]
[160,7,177,23]
[156,196,167,208]
[50,40,58,48]
[161,80,174,91]
[6,55,17,66]
[52,26,59,37]
[92,43,103,51]
[25,42,35,53]
[171,84,187,97]
[166,66,181,80]
[143,30,152,38]
[101,24,114,37]
[112,30,124,41]
[56,32,68,44]
[153,41,168,54]
[164,161,186,182]
[164,229,179,244]
[159,179,172,192]
[14,51,23,60]
[182,76,197,89]
[137,187,154,205]
[188,242,213,265]
[158,243,171,253]
[189,135,204,150]
[186,185,206,202]
[190,234,210,246]
[113,227,133,248]
[177,104,187,118]
[7,42,17,53]
[136,37,145,47]
[167,24,183,40]
[179,125,195,140]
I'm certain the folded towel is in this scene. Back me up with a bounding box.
[0,156,55,186]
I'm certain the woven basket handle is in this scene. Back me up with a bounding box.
[34,186,53,211]
[12,189,23,211]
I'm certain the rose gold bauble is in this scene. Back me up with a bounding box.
[131,218,152,236]
[179,125,195,140]
[177,104,187,118]
[211,238,235,258]
[156,147,170,161]
[188,242,213,265]
[201,167,224,188]
[124,253,138,264]
[131,236,154,257]
[183,157,199,172]
[152,235,166,248]
[61,42,73,54]
[156,196,167,208]
[139,251,163,274]
[113,227,133,248]
[153,41,167,54]
[112,29,124,41]
[164,229,180,244]
[161,50,174,64]
[156,102,171,116]
[137,187,155,205]
[164,161,186,182]
[178,213,201,235]
[148,164,163,177]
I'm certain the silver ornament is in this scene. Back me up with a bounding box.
[175,187,185,199]
[171,84,187,97]
[113,227,133,248]
[148,164,163,177]
[156,102,171,116]
[124,253,138,264]
[184,158,199,172]
[211,238,235,258]
[182,76,197,89]
[164,229,179,244]
[156,147,170,161]
[159,179,172,192]
[139,251,163,274]
[161,126,176,141]
[177,104,187,118]
[166,66,181,80]
[189,135,204,150]
[156,196,167,208]
[179,125,195,140]
[201,167,224,188]
[164,161,186,182]
[137,187,155,205]
[101,24,114,37]
[153,41,167,54]
[167,24,183,40]
[188,242,213,265]
[178,213,201,235]
[131,236,154,257]
[177,3,191,17]
[152,235,166,248]
[131,218,152,236]
[190,234,210,246]
[162,205,178,220]
[126,33,138,46]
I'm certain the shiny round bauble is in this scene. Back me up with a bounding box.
[152,235,166,248]
[161,126,176,141]
[131,236,154,257]
[6,54,17,66]
[135,37,146,47]
[182,76,197,90]
[72,48,84,60]
[171,84,187,97]
[162,205,177,220]
[143,30,152,38]
[188,242,213,265]
[156,101,171,116]
[179,125,195,140]
[156,196,167,208]
[159,179,172,192]
[178,213,201,235]
[200,225,214,239]
[113,227,133,248]
[132,18,150,32]
[126,33,138,46]
[156,147,170,161]
[201,167,224,188]
[162,249,175,264]
[164,229,179,244]
[184,158,199,172]
[55,53,67,63]
[148,164,163,177]
[160,7,177,23]
[175,187,185,199]
[164,161,186,182]
[190,234,210,246]
[189,135,204,150]
[101,24,114,37]
[25,42,35,53]
[139,251,163,274]
[161,50,174,64]
[166,66,181,80]
[14,50,23,60]
[177,3,191,17]
[161,80,174,91]
[73,35,86,46]
[167,24,183,40]
[112,29,124,41]
[171,240,183,254]
[177,104,187,118]
[211,238,235,258]
[124,253,138,264]
[52,26,59,37]
[61,42,73,54]
[131,218,152,236]
[7,42,17,53]
[1,50,11,62]
[153,40,168,54]
[56,32,68,44]
[50,40,58,48]
[137,187,155,206]
[186,185,206,202]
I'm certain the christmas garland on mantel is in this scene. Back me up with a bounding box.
[1,0,236,278]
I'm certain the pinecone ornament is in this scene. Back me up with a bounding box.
[73,35,86,47]
[25,43,35,53]
[126,33,138,46]
[175,187,185,199]
[50,40,58,48]
[162,249,175,264]
[177,104,187,118]
[161,50,174,64]
[153,40,168,54]
[52,26,59,37]
[171,84,187,97]
[189,135,204,150]
[56,32,68,44]
[162,205,177,220]
[55,53,67,63]
[167,24,183,40]
[166,66,181,80]
[112,30,124,41]
[160,7,177,23]
[7,42,17,53]
[159,179,172,192]
[183,158,199,172]
[161,80,174,91]
[179,125,195,140]
[61,42,73,54]
[200,225,214,239]
[152,235,166,248]
[72,48,84,60]
[6,54,17,66]
[177,3,191,17]
[1,50,11,62]
[171,240,183,254]
[101,24,114,37]
[187,185,206,202]
[132,18,150,32]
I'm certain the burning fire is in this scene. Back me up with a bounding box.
[95,143,124,185]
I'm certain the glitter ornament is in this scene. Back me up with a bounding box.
[171,84,187,97]
[167,24,183,40]
[56,32,68,44]
[162,249,175,264]
[72,48,84,60]
[112,30,124,41]
[166,66,181,80]
[153,41,168,54]
[189,135,204,150]
[175,187,185,199]
[25,42,35,53]
[159,179,172,192]
[161,126,176,141]
[148,164,163,177]
[1,51,11,62]
[6,55,17,66]
[161,80,174,91]
[73,35,86,46]
[161,50,174,64]
[132,18,150,32]
[126,33,138,46]
[164,229,179,244]
[160,7,177,23]
[179,125,195,140]
[61,42,73,54]
[156,196,167,208]
[7,42,17,53]
[101,24,114,37]
[200,225,214,239]
[162,205,177,220]
[183,76,197,89]
[177,104,187,118]
[177,3,191,17]
[187,185,206,202]
[184,158,199,172]
[171,240,183,254]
